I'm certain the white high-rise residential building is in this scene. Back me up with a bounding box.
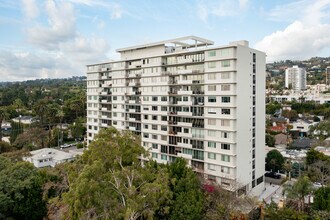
[86,36,266,195]
[326,66,330,85]
[285,65,306,90]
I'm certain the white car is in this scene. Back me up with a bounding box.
[60,143,71,148]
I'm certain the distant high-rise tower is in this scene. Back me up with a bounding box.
[86,36,266,196]
[285,66,306,91]
[326,66,330,85]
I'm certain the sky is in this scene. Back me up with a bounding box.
[0,0,330,82]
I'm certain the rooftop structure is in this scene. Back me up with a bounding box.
[23,148,82,168]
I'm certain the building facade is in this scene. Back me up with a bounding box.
[285,65,306,91]
[326,66,330,85]
[86,36,265,195]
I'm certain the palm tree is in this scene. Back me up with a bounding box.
[284,176,313,211]
[33,99,49,148]
[0,106,9,141]
[56,109,64,147]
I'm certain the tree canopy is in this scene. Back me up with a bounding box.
[266,149,285,172]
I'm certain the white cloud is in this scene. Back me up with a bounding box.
[26,0,76,50]
[197,0,248,22]
[68,0,123,19]
[60,36,110,63]
[256,0,330,61]
[268,0,330,24]
[0,50,74,81]
[110,3,122,19]
[255,21,330,61]
[0,0,111,81]
[21,0,39,19]
[239,0,248,9]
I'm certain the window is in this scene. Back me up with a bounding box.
[161,155,167,160]
[221,84,230,91]
[161,125,167,131]
[221,97,230,103]
[144,115,148,120]
[208,96,216,103]
[220,49,230,56]
[208,163,215,170]
[221,166,230,174]
[257,176,263,185]
[161,145,167,153]
[152,153,158,159]
[208,108,216,114]
[221,120,230,127]
[143,133,149,138]
[161,135,167,141]
[152,106,158,111]
[152,125,157,130]
[208,175,216,181]
[161,116,167,121]
[182,107,189,112]
[221,72,230,79]
[152,115,158,120]
[208,152,216,160]
[221,144,230,150]
[152,143,158,149]
[222,132,228,138]
[184,128,189,133]
[183,148,193,155]
[208,73,216,80]
[152,96,158,101]
[208,85,216,91]
[221,155,230,162]
[161,106,167,111]
[113,96,117,100]
[221,60,230,67]
[113,112,117,117]
[183,96,188,101]
[208,141,216,148]
[221,109,230,115]
[143,96,149,101]
[161,96,167,101]
[152,134,157,140]
[208,119,216,125]
[208,130,216,137]
[208,50,216,57]
[183,138,189,144]
[208,61,216,68]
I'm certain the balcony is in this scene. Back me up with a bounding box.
[178,90,193,95]
[177,153,192,160]
[168,91,178,95]
[168,80,178,85]
[168,130,177,136]
[128,117,136,122]
[177,111,192,116]
[101,123,108,127]
[178,69,193,74]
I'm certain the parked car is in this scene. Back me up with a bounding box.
[265,171,281,179]
[60,143,71,149]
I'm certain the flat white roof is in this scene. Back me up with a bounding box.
[116,36,214,52]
